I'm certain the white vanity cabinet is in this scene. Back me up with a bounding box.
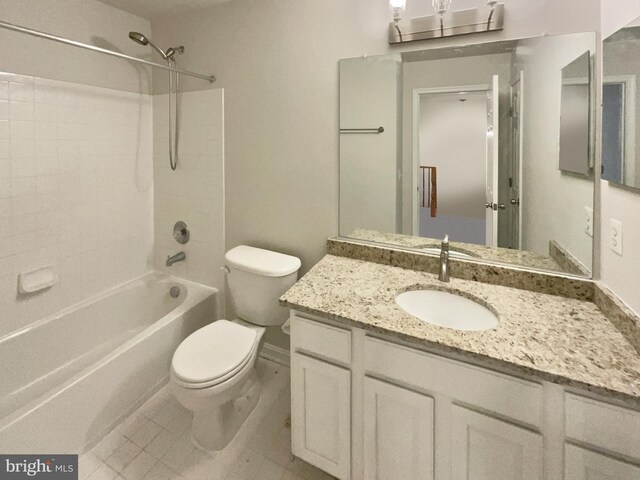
[291,352,351,480]
[363,376,434,479]
[565,444,640,479]
[289,312,640,480]
[451,406,543,480]
[563,393,640,480]
[290,317,353,479]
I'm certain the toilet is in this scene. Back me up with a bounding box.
[170,245,301,451]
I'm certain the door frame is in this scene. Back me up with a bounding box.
[510,71,525,250]
[603,74,636,184]
[412,84,491,237]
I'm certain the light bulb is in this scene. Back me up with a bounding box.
[389,0,406,10]
[432,0,452,16]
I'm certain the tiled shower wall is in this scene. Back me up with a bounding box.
[0,73,154,337]
[153,89,225,316]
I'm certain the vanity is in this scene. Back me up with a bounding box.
[281,249,640,480]
[280,13,640,480]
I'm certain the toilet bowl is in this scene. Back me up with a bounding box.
[169,246,301,451]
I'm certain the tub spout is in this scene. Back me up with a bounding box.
[166,251,186,267]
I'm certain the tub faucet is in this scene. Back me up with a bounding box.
[166,251,186,267]
[439,235,450,283]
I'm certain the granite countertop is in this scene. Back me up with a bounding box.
[280,254,640,404]
[347,229,566,273]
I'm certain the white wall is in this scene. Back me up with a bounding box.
[153,89,225,317]
[151,0,601,271]
[150,0,600,349]
[420,93,487,221]
[0,0,153,94]
[514,33,596,269]
[600,2,640,314]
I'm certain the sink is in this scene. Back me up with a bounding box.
[420,247,473,259]
[395,290,498,331]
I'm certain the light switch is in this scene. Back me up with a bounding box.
[610,218,623,256]
[585,207,593,238]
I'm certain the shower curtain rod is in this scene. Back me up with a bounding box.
[0,20,216,83]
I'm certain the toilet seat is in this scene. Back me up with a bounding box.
[171,320,258,389]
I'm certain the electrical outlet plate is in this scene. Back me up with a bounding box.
[610,218,623,256]
[585,206,593,238]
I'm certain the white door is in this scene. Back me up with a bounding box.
[451,406,543,480]
[565,444,640,480]
[509,72,524,249]
[363,377,434,480]
[485,75,500,247]
[291,353,351,480]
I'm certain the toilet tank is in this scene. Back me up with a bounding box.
[225,246,301,326]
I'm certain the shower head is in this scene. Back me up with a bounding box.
[128,31,148,45]
[128,31,168,59]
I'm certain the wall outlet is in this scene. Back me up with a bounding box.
[585,206,593,238]
[610,218,623,256]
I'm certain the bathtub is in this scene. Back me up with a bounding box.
[0,272,217,453]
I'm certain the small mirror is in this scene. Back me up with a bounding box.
[559,52,592,176]
[603,22,640,190]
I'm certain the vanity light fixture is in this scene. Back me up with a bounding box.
[388,0,504,44]
[390,0,407,40]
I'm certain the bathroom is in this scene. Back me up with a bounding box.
[1,0,640,478]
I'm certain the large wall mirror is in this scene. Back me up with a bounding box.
[339,32,596,278]
[603,17,640,191]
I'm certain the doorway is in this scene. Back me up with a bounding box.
[412,80,499,246]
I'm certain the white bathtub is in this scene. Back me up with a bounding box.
[0,272,217,453]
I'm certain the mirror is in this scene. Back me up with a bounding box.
[559,52,592,176]
[603,20,640,190]
[339,32,596,277]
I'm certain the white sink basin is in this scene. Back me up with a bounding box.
[420,247,473,259]
[396,290,498,331]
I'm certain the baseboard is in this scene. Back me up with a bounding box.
[260,343,290,367]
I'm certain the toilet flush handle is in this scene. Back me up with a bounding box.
[221,265,230,274]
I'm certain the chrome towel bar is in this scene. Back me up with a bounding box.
[339,127,384,134]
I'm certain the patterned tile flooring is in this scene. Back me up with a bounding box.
[79,359,334,480]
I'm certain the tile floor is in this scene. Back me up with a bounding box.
[79,359,334,480]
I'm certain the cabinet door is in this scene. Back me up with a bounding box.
[451,405,543,480]
[363,377,434,480]
[291,352,351,480]
[565,444,640,479]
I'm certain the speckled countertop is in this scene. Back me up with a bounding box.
[280,254,640,404]
[347,229,566,273]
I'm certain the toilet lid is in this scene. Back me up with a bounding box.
[171,320,257,384]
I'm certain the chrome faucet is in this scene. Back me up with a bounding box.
[439,235,450,283]
[166,251,186,267]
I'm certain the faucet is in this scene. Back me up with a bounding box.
[439,235,450,283]
[166,251,186,267]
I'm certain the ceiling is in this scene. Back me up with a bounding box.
[97,0,233,19]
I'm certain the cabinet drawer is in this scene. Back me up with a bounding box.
[365,337,543,427]
[565,393,640,461]
[291,314,351,365]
